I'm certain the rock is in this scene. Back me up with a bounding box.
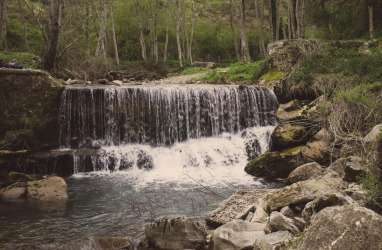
[0,182,26,200]
[265,212,300,235]
[245,212,254,222]
[280,206,295,218]
[92,237,131,250]
[276,100,304,121]
[266,177,346,212]
[244,137,261,161]
[302,193,358,224]
[26,176,68,201]
[301,128,338,166]
[245,147,306,179]
[364,124,382,143]
[287,162,323,184]
[293,217,306,231]
[253,231,292,250]
[112,80,123,86]
[4,59,24,69]
[328,156,365,182]
[271,124,309,150]
[210,220,266,250]
[136,151,154,170]
[343,183,366,201]
[64,78,87,85]
[251,207,269,223]
[145,217,206,250]
[96,78,109,85]
[206,189,273,228]
[299,206,382,250]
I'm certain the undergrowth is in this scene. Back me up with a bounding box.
[0,51,40,69]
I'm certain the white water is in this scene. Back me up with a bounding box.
[71,126,275,189]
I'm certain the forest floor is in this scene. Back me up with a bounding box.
[154,72,208,84]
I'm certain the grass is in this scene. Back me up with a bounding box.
[0,51,40,69]
[196,61,267,84]
[260,68,285,82]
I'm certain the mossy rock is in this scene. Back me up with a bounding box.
[272,124,310,151]
[245,148,307,179]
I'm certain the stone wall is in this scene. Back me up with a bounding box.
[0,69,64,151]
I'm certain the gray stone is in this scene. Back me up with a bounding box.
[245,212,254,222]
[271,124,308,150]
[287,162,323,184]
[210,220,266,250]
[26,176,68,201]
[299,206,382,250]
[328,156,365,182]
[265,212,300,235]
[266,177,346,212]
[0,182,26,200]
[112,80,123,86]
[253,231,292,250]
[292,217,306,231]
[251,207,269,223]
[206,189,273,228]
[145,217,206,250]
[280,206,294,218]
[364,124,382,143]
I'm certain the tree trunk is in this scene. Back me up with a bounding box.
[369,5,374,40]
[295,0,300,39]
[18,0,29,51]
[289,0,296,39]
[181,0,189,62]
[255,0,266,59]
[235,0,251,62]
[268,0,274,42]
[163,0,170,62]
[85,2,90,55]
[275,0,280,41]
[230,0,241,61]
[287,0,292,39]
[301,0,305,38]
[153,0,158,63]
[110,5,119,65]
[44,0,62,72]
[173,0,183,68]
[311,25,316,39]
[95,0,108,59]
[189,0,196,65]
[133,0,147,62]
[0,0,7,49]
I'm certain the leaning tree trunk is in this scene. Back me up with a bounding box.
[110,5,119,65]
[133,0,147,62]
[0,0,7,49]
[173,0,183,68]
[44,0,62,72]
[369,5,374,40]
[230,0,241,61]
[235,0,251,62]
[95,0,108,59]
[163,0,170,62]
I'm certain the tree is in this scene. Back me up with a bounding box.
[0,0,6,49]
[235,0,251,62]
[134,0,147,62]
[163,0,170,62]
[110,4,119,65]
[44,0,63,72]
[173,0,183,68]
[255,0,266,59]
[95,0,108,59]
[230,0,241,61]
[149,0,158,64]
[369,5,374,39]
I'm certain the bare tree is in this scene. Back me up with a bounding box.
[133,0,147,62]
[0,0,7,49]
[235,0,251,62]
[289,0,296,39]
[44,0,63,72]
[181,0,189,61]
[164,0,170,62]
[173,0,183,68]
[255,0,266,59]
[149,0,158,64]
[110,4,119,65]
[369,5,374,40]
[275,0,281,41]
[230,0,241,61]
[189,0,196,65]
[95,0,108,59]
[85,2,90,55]
[268,0,274,42]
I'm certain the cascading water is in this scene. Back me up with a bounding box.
[0,84,280,248]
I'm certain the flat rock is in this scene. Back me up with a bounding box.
[299,205,382,250]
[206,189,274,228]
[253,231,292,250]
[0,182,26,200]
[26,176,68,201]
[210,220,266,250]
[265,212,300,235]
[364,124,382,143]
[266,177,346,212]
[287,162,323,184]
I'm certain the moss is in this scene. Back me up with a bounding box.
[260,68,285,82]
[281,146,304,156]
[0,52,40,69]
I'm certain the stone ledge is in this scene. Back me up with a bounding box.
[0,68,47,76]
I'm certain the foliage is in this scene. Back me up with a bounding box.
[260,68,284,82]
[176,67,210,76]
[197,61,267,83]
[0,51,40,69]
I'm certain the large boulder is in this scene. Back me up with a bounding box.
[364,124,382,143]
[265,212,300,235]
[0,182,26,201]
[209,220,265,250]
[276,100,306,121]
[271,124,309,150]
[145,217,206,250]
[266,177,346,212]
[301,128,338,166]
[253,231,292,250]
[287,162,323,184]
[245,147,306,179]
[26,176,68,201]
[206,189,273,228]
[328,156,366,182]
[299,206,382,250]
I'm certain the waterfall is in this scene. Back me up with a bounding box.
[58,84,278,177]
